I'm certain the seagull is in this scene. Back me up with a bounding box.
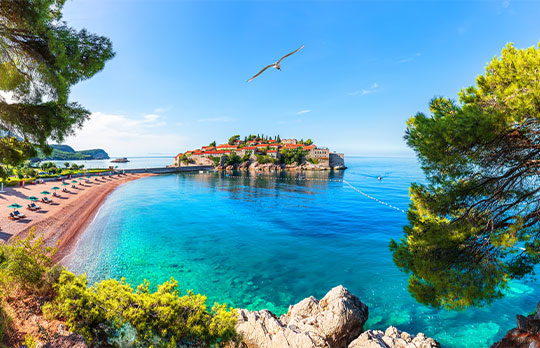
[247,45,304,82]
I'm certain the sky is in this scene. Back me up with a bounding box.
[60,0,540,157]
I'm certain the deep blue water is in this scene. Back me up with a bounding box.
[63,156,539,348]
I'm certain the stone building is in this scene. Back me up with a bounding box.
[308,147,330,167]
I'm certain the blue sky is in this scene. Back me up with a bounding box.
[62,0,540,157]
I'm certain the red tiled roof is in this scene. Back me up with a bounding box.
[303,145,316,150]
[256,144,269,147]
[243,146,256,150]
[216,144,238,148]
[268,150,277,153]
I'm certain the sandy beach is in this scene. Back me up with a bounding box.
[0,173,153,259]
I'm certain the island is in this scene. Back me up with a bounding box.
[111,157,129,163]
[34,144,110,161]
[173,135,346,171]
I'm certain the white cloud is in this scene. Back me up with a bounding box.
[63,112,188,157]
[398,53,422,63]
[296,110,311,115]
[144,114,160,122]
[348,83,380,96]
[197,116,236,123]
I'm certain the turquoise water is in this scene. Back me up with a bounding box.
[63,157,539,348]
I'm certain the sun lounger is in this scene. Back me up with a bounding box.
[27,203,40,211]
[53,192,59,197]
[14,210,26,218]
[9,212,20,220]
[42,197,52,203]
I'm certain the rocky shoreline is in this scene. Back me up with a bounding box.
[36,285,441,348]
[27,284,534,348]
[234,285,441,348]
[215,161,347,172]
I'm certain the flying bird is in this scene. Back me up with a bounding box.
[247,45,304,82]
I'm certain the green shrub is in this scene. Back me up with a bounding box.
[23,335,37,348]
[279,148,308,165]
[0,301,11,346]
[46,273,239,347]
[224,153,241,166]
[0,230,60,295]
[210,156,221,166]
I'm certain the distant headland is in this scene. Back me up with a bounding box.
[173,135,346,171]
[34,144,110,161]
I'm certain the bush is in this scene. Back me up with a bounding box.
[0,230,61,295]
[0,301,11,346]
[45,273,239,347]
[224,153,241,166]
[279,149,308,165]
[210,156,221,166]
[255,155,278,165]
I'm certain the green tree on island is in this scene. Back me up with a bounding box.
[391,42,540,310]
[228,134,240,145]
[0,0,114,176]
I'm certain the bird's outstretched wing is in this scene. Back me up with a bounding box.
[276,45,304,64]
[247,64,275,82]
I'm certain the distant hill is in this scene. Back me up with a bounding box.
[36,145,109,161]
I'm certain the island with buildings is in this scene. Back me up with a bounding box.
[173,135,346,171]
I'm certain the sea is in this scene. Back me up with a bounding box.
[62,156,539,348]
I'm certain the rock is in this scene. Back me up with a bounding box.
[42,334,87,348]
[491,303,540,347]
[348,326,441,348]
[490,328,540,348]
[235,285,368,348]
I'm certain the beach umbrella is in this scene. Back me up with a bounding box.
[51,186,60,191]
[62,182,69,186]
[26,196,39,201]
[71,180,78,183]
[40,191,51,195]
[7,203,22,210]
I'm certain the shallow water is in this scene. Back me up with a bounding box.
[63,156,539,348]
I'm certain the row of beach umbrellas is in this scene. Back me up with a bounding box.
[6,175,105,213]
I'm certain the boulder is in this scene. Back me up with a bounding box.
[235,285,368,348]
[348,327,441,348]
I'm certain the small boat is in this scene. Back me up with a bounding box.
[111,157,129,163]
